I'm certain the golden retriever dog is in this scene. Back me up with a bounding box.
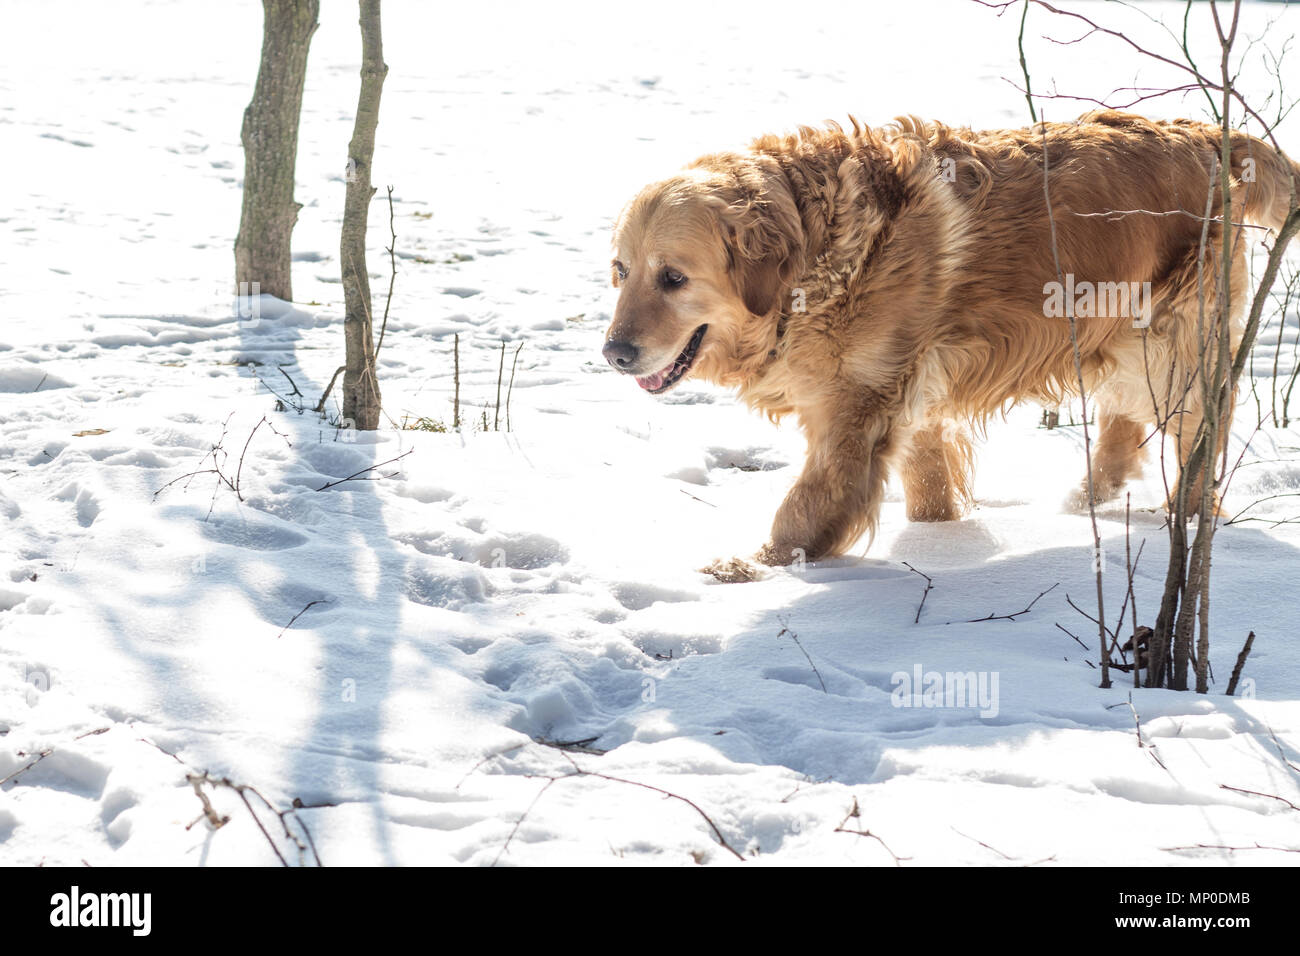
[602,110,1298,580]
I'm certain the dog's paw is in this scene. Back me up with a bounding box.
[700,557,765,583]
[1064,484,1093,513]
[1066,478,1119,514]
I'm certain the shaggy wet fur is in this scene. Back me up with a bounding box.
[603,110,1299,576]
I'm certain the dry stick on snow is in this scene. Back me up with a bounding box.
[2,726,113,788]
[278,366,303,400]
[314,449,413,492]
[136,734,187,766]
[1267,724,1300,776]
[1107,512,1146,672]
[776,616,826,693]
[834,797,907,865]
[1126,693,1148,749]
[901,562,934,624]
[1055,621,1089,650]
[0,748,53,787]
[453,740,531,791]
[1125,494,1141,687]
[1065,593,1118,646]
[1123,692,1168,771]
[154,414,290,512]
[535,735,605,754]
[1218,783,1300,812]
[493,340,506,432]
[160,740,334,866]
[186,771,323,867]
[234,416,290,501]
[276,599,326,639]
[314,365,346,415]
[452,333,461,430]
[152,412,236,511]
[506,341,524,432]
[373,184,397,361]
[1226,492,1300,525]
[493,751,746,865]
[494,776,560,865]
[679,488,717,507]
[1225,631,1255,696]
[186,774,231,830]
[1112,540,1146,668]
[951,825,1015,860]
[946,582,1059,624]
[1162,842,1300,854]
[254,368,310,415]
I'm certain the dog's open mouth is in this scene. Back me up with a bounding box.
[635,325,708,394]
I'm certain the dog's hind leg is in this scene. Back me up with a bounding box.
[901,418,973,521]
[1075,412,1146,507]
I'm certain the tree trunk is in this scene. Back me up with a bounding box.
[234,0,319,302]
[340,0,386,431]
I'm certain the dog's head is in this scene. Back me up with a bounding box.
[602,153,804,393]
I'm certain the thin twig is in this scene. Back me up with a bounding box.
[1162,842,1300,854]
[1055,621,1088,650]
[1226,631,1255,696]
[0,748,53,787]
[951,825,1015,860]
[1219,783,1300,812]
[315,365,347,415]
[902,562,934,624]
[776,616,826,693]
[374,184,397,360]
[946,582,1059,624]
[315,449,413,491]
[493,340,506,432]
[494,753,746,865]
[276,600,326,639]
[833,797,907,865]
[506,341,523,432]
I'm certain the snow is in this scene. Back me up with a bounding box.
[2,0,1300,866]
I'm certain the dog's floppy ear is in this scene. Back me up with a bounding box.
[710,156,805,317]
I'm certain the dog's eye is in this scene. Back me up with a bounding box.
[661,268,687,289]
[613,261,628,282]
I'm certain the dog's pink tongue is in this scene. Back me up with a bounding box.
[636,371,665,391]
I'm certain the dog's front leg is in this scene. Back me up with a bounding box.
[704,398,897,581]
[762,415,893,564]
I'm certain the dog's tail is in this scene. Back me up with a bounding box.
[1227,129,1300,231]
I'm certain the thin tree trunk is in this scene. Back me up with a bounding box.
[234,0,319,302]
[341,0,387,431]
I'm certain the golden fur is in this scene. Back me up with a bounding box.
[603,110,1299,574]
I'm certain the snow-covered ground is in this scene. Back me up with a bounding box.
[3,0,1300,865]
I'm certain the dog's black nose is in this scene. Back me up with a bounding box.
[603,340,639,370]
